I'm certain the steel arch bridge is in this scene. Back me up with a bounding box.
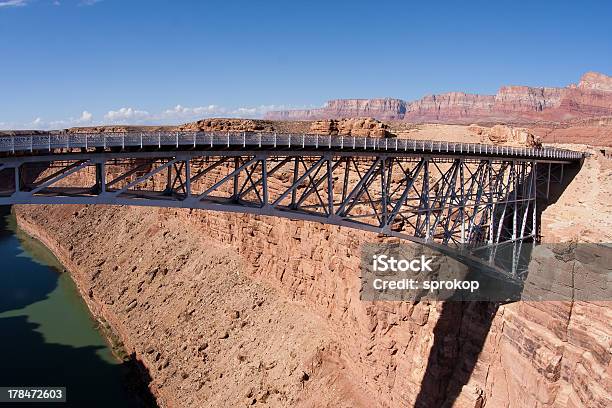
[0,132,583,280]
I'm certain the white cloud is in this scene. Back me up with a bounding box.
[79,110,93,123]
[160,104,288,120]
[13,109,94,130]
[28,117,44,129]
[0,0,104,9]
[230,105,282,117]
[0,0,28,8]
[160,104,226,120]
[104,107,150,123]
[11,103,306,130]
[103,104,289,124]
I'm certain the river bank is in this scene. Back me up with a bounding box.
[0,207,156,407]
[13,207,160,408]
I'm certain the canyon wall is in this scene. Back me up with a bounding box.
[265,72,612,125]
[12,147,612,407]
[267,99,407,121]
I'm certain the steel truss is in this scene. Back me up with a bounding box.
[0,149,561,279]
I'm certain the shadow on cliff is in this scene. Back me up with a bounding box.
[413,160,582,407]
[0,206,158,408]
[413,301,498,408]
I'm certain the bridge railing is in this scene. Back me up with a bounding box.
[0,131,584,160]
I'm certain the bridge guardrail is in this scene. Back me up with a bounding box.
[0,131,584,160]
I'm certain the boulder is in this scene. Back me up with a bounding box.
[177,118,276,133]
[469,124,542,147]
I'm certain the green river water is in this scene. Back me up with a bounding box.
[0,208,154,407]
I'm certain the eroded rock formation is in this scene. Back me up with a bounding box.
[266,72,612,125]
[468,124,542,147]
[269,99,407,121]
[309,118,392,137]
[176,118,277,133]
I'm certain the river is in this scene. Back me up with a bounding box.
[0,207,154,407]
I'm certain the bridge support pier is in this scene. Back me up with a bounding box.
[14,165,20,193]
[94,162,106,194]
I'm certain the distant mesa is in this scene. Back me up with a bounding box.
[264,72,612,125]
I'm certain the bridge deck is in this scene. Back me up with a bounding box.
[0,132,584,162]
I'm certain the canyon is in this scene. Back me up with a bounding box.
[9,119,611,407]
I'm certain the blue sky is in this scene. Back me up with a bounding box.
[1,0,611,129]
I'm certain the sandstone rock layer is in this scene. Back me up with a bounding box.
[266,72,612,125]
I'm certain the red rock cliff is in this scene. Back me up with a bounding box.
[265,72,612,124]
[269,99,407,121]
